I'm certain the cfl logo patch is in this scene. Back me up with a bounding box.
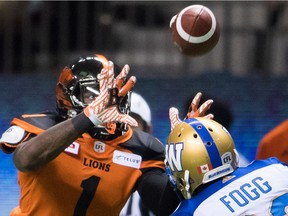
[222,152,232,164]
[94,141,105,153]
[165,142,184,172]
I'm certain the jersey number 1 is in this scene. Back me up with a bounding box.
[74,175,100,216]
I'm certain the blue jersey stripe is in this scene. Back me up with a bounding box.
[185,118,222,168]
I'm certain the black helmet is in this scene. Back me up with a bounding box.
[55,54,130,140]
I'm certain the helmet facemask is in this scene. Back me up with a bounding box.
[55,54,131,140]
[56,69,100,119]
[67,74,100,118]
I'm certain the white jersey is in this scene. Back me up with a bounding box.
[120,191,155,216]
[173,158,288,216]
[120,192,142,216]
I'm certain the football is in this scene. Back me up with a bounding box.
[170,4,220,57]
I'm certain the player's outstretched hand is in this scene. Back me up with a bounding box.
[185,92,214,119]
[169,92,214,130]
[84,61,138,127]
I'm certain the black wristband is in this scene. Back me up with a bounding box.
[71,112,94,135]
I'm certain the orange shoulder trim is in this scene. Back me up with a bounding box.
[11,118,44,135]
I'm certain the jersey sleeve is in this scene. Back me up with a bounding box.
[0,112,58,154]
[0,125,30,153]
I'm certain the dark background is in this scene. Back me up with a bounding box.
[1,1,288,214]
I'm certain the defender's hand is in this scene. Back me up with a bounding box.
[84,61,138,127]
[185,92,214,119]
[169,92,214,130]
[169,107,182,131]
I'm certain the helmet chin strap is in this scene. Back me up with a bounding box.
[68,95,86,118]
[67,109,78,118]
[184,170,192,199]
[72,95,85,107]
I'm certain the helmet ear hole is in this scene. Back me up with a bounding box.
[206,141,212,147]
[193,133,198,139]
[208,127,213,132]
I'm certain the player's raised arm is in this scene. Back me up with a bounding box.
[13,61,136,172]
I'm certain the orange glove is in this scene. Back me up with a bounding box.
[84,61,138,127]
[169,92,214,130]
